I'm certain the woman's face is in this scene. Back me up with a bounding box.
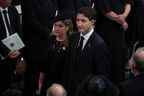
[53,21,68,37]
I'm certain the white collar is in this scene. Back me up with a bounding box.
[0,7,8,12]
[80,28,94,40]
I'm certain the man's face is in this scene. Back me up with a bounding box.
[76,13,93,33]
[0,0,12,8]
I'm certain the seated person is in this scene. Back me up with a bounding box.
[119,47,144,96]
[47,83,67,96]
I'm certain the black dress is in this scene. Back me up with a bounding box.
[41,36,68,96]
[95,0,132,83]
[133,0,144,41]
[47,36,68,84]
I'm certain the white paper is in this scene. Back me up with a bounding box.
[15,5,22,14]
[1,33,25,51]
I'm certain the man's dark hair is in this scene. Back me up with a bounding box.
[77,7,96,20]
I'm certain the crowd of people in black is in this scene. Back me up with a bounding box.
[0,0,144,96]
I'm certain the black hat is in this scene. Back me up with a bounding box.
[52,11,74,23]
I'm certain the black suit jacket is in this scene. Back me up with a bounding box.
[0,6,20,93]
[119,74,144,96]
[65,31,111,96]
[0,6,20,60]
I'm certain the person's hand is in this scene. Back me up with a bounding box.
[117,15,128,31]
[122,22,128,31]
[115,14,125,25]
[8,50,21,59]
[118,14,126,19]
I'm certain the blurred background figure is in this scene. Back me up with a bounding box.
[75,74,119,96]
[23,0,57,95]
[94,0,133,84]
[11,0,21,5]
[11,0,22,31]
[119,47,144,96]
[47,83,67,96]
[2,57,26,96]
[128,0,144,43]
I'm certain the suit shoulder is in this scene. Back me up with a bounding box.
[8,6,19,14]
[9,6,17,11]
[93,31,105,44]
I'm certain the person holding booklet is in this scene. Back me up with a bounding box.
[0,0,23,94]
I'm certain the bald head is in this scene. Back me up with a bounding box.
[134,47,144,62]
[47,84,67,96]
[129,47,144,75]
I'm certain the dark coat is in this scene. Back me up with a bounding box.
[64,31,111,96]
[23,1,57,95]
[119,74,144,96]
[0,6,20,94]
[0,6,20,59]
[94,0,131,83]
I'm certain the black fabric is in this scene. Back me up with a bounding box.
[74,0,92,11]
[0,6,20,58]
[77,36,84,51]
[119,74,144,96]
[40,36,68,96]
[0,6,20,95]
[94,0,130,84]
[76,75,119,96]
[64,31,111,96]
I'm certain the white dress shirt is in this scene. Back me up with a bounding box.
[80,28,94,50]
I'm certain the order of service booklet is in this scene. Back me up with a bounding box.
[1,33,25,51]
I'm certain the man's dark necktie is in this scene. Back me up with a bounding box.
[3,10,12,34]
[77,36,84,51]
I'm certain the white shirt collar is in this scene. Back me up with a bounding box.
[80,28,94,40]
[80,28,94,49]
[0,7,8,12]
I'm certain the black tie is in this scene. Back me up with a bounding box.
[78,36,84,50]
[3,10,12,34]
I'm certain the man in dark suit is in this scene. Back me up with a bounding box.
[0,0,21,94]
[64,7,111,96]
[119,47,144,96]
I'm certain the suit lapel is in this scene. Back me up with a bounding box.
[0,12,7,39]
[72,33,80,50]
[7,7,15,35]
[82,31,95,52]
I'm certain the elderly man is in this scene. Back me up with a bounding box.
[119,47,144,96]
[47,84,67,96]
